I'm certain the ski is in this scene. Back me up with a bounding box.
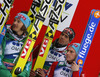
[75,9,100,76]
[11,0,53,76]
[0,0,14,34]
[33,0,67,71]
[27,0,44,33]
[57,0,79,31]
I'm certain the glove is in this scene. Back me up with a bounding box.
[17,70,28,77]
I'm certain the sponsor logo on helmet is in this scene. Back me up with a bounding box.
[17,14,26,20]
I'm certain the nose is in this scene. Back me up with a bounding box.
[67,51,70,55]
[13,21,17,25]
[61,35,65,39]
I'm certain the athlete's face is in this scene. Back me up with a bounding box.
[58,32,70,45]
[12,18,24,32]
[66,46,77,63]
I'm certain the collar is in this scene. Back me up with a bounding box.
[65,61,72,68]
[7,28,27,41]
[53,46,67,51]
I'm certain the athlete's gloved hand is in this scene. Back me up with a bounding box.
[17,70,28,77]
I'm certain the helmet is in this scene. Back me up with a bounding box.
[62,27,75,42]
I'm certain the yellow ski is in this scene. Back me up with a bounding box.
[27,0,44,33]
[0,0,14,34]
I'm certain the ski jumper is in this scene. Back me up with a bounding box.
[0,26,32,77]
[43,39,67,70]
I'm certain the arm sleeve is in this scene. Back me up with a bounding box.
[47,62,58,77]
[72,70,86,77]
[1,35,6,59]
[72,71,79,77]
[80,71,86,77]
[0,34,12,77]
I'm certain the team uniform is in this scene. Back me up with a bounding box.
[43,39,67,70]
[47,61,85,77]
[2,26,27,71]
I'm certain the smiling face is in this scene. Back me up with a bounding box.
[58,32,70,46]
[66,46,77,63]
[12,18,24,32]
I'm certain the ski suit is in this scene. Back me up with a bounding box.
[0,26,32,77]
[43,39,67,70]
[47,61,86,77]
